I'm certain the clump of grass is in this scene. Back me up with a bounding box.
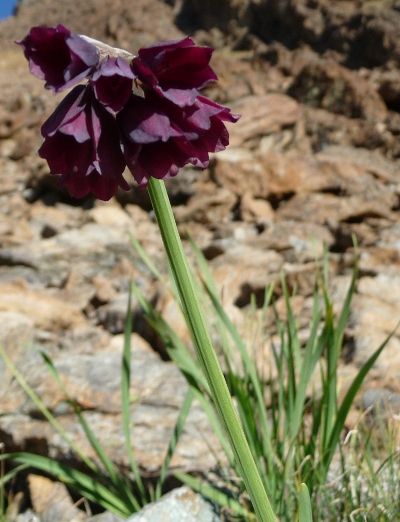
[131,237,397,521]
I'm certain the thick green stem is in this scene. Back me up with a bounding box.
[147,177,275,522]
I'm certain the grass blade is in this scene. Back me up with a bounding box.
[324,330,395,471]
[298,483,313,522]
[0,453,131,517]
[122,287,147,504]
[154,387,194,499]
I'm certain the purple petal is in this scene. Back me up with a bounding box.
[125,139,186,188]
[39,86,129,201]
[39,132,93,175]
[130,58,157,88]
[156,87,198,108]
[137,37,196,68]
[133,37,217,100]
[62,170,121,200]
[91,57,134,113]
[41,85,90,141]
[15,25,99,93]
[117,96,181,144]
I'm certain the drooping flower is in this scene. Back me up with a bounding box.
[39,84,129,200]
[15,24,100,94]
[118,90,239,188]
[90,56,134,114]
[131,37,217,107]
[17,26,240,200]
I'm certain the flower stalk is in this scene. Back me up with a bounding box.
[147,177,276,522]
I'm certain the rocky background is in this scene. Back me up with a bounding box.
[1,0,400,519]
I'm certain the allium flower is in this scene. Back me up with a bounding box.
[131,37,217,107]
[118,91,239,188]
[39,84,129,200]
[16,24,100,94]
[91,56,134,114]
[17,26,239,200]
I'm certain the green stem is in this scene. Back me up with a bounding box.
[147,177,276,522]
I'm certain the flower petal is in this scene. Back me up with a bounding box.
[117,95,181,144]
[16,25,99,93]
[91,56,134,114]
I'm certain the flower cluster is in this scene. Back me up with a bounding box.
[16,25,239,200]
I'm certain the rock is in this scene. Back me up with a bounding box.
[126,486,219,522]
[316,146,400,183]
[276,191,395,225]
[227,94,305,150]
[16,510,41,522]
[362,388,400,418]
[0,281,86,331]
[240,191,275,225]
[0,334,226,473]
[248,220,333,260]
[349,294,400,372]
[303,106,391,152]
[0,311,34,359]
[173,182,237,225]
[210,245,284,307]
[28,475,85,522]
[288,54,387,122]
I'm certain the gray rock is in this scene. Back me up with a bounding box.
[16,510,41,522]
[126,487,219,522]
[362,388,400,418]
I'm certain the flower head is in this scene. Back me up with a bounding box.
[132,37,217,107]
[39,84,129,200]
[118,90,239,188]
[16,24,100,94]
[91,56,134,114]
[17,26,239,200]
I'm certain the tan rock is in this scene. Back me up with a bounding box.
[288,54,387,122]
[28,475,85,522]
[210,245,284,307]
[240,191,275,224]
[350,294,400,372]
[173,182,237,225]
[0,282,86,330]
[276,192,395,224]
[228,93,304,149]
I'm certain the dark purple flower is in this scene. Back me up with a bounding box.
[17,25,240,199]
[91,56,134,114]
[16,25,99,94]
[132,37,217,107]
[117,91,239,188]
[39,84,129,200]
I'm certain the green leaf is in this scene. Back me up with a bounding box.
[122,287,147,505]
[0,453,132,517]
[298,483,313,522]
[324,329,395,471]
[155,388,194,499]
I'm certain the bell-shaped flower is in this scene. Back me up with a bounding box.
[117,91,239,188]
[91,56,135,114]
[39,84,129,200]
[16,24,100,94]
[131,37,217,107]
